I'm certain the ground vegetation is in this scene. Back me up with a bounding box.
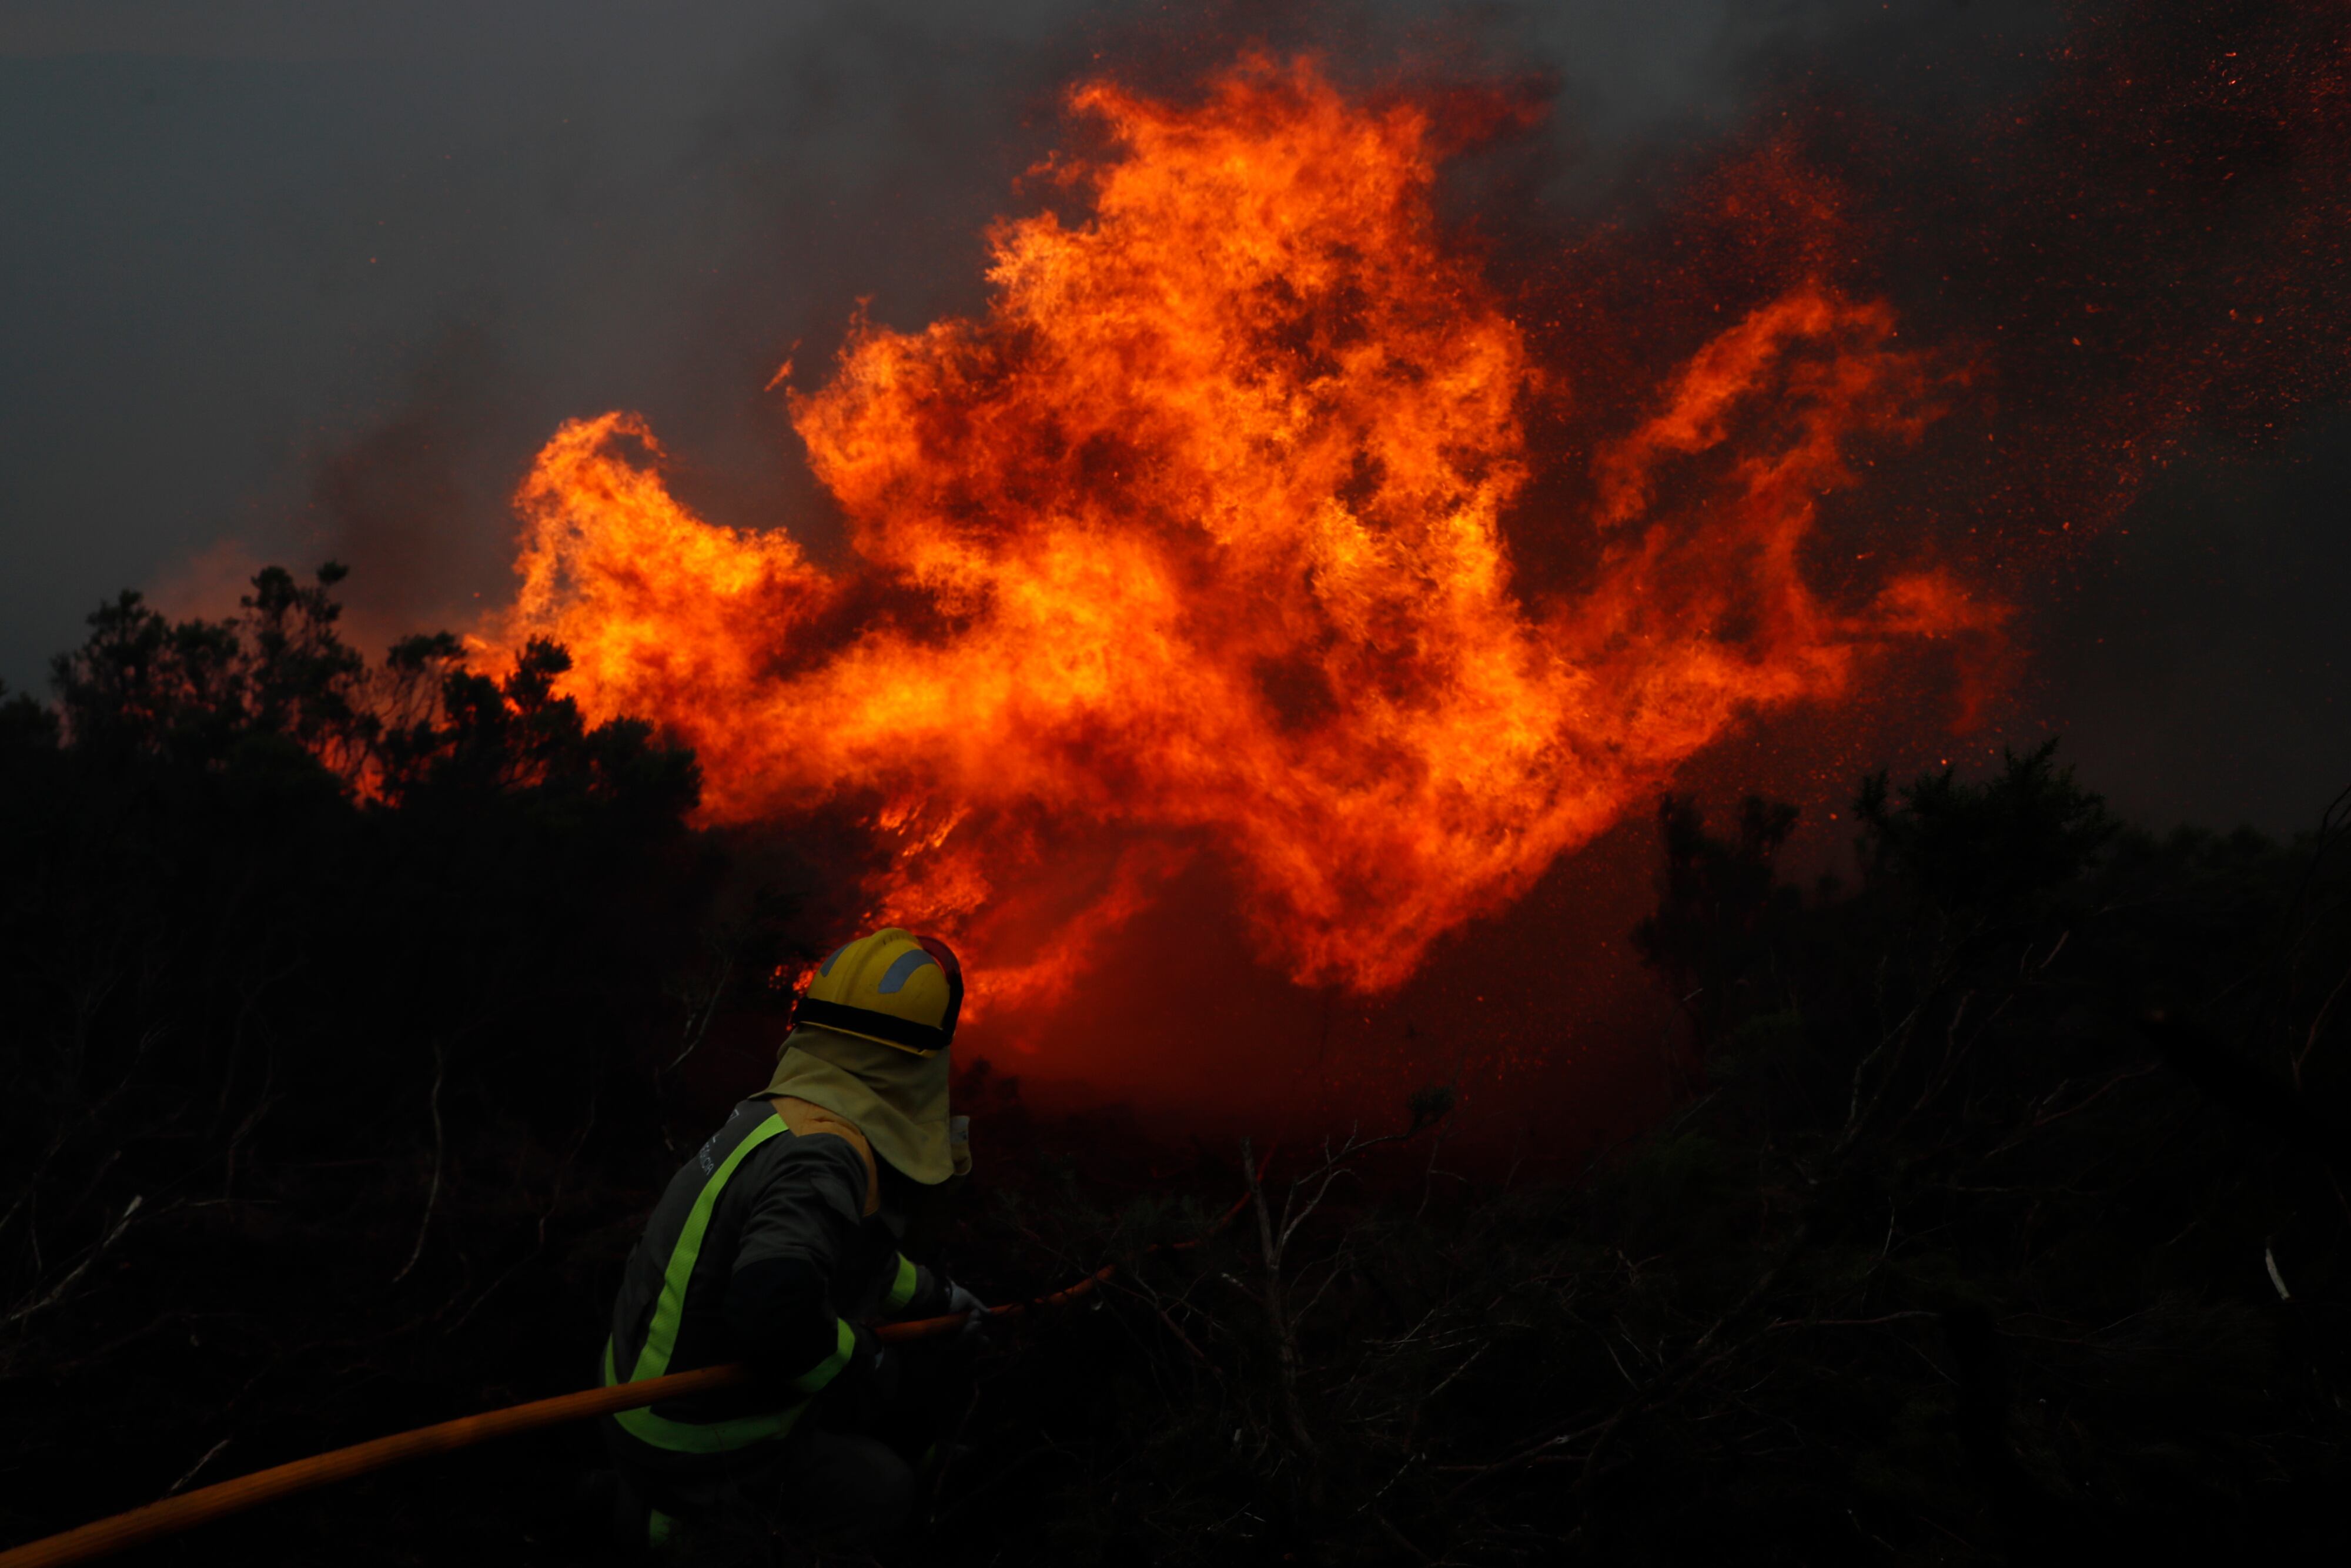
[2,570,2346,1564]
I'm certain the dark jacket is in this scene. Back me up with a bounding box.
[602,1098,945,1465]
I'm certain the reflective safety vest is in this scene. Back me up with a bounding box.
[603,1105,925,1454]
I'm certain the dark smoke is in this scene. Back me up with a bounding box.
[2,1,2054,661]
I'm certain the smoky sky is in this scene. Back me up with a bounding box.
[2,0,2343,838]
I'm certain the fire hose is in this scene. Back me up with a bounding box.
[0,1266,1117,1568]
[0,1168,1264,1568]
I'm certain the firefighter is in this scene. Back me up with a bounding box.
[593,928,986,1562]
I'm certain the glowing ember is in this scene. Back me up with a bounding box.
[486,56,1998,1008]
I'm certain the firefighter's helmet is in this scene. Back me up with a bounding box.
[796,928,963,1056]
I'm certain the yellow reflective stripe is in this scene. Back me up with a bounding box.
[603,1109,804,1455]
[627,1113,790,1384]
[603,1339,804,1452]
[790,1319,858,1393]
[882,1253,920,1313]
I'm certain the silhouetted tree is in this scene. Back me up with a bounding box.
[0,566,804,1564]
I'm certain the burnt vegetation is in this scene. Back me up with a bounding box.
[4,567,2348,1564]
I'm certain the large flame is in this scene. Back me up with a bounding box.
[489,57,1998,1010]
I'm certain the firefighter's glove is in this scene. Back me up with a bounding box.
[946,1281,992,1345]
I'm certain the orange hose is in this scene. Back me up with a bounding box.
[0,1156,1251,1568]
[0,1272,1115,1568]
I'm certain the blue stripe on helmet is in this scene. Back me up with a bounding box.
[817,944,851,978]
[875,949,938,995]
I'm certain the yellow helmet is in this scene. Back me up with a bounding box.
[795,928,964,1056]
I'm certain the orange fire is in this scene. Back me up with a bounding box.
[487,56,1999,1012]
